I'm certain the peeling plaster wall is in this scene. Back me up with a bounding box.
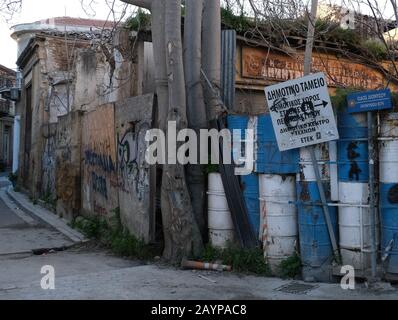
[115,94,155,243]
[81,104,119,217]
[56,111,82,221]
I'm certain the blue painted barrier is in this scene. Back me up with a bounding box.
[256,115,299,174]
[337,112,369,182]
[297,181,338,267]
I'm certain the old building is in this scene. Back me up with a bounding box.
[13,16,157,242]
[11,11,398,249]
[0,64,16,171]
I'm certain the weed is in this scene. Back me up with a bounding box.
[71,209,158,260]
[278,253,302,279]
[125,9,151,31]
[40,188,56,209]
[200,244,271,276]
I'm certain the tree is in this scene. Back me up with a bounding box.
[121,0,204,263]
[184,0,208,240]
[0,0,22,21]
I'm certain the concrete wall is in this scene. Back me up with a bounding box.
[115,94,155,243]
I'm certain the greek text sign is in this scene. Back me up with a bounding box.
[347,89,392,113]
[264,72,339,151]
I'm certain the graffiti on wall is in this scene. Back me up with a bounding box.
[117,122,150,202]
[42,134,56,197]
[82,104,118,216]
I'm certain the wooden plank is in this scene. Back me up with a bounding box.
[81,103,118,217]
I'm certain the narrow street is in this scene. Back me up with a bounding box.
[0,175,396,300]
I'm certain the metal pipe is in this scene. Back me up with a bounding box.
[309,147,340,259]
[302,0,340,261]
[368,112,377,278]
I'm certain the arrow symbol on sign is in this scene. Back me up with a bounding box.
[315,100,328,108]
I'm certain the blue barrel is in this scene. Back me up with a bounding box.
[241,173,260,236]
[380,183,398,274]
[256,115,299,174]
[227,115,260,236]
[379,113,398,275]
[297,181,338,268]
[337,112,369,182]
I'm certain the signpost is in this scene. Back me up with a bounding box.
[347,88,393,279]
[265,72,340,266]
[347,89,392,114]
[265,72,339,151]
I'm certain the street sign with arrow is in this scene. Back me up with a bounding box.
[264,72,339,151]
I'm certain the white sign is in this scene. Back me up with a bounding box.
[264,72,339,151]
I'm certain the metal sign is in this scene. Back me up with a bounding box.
[347,89,392,113]
[264,72,339,151]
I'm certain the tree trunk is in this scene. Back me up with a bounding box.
[163,0,203,262]
[202,0,222,121]
[121,0,203,262]
[184,0,207,241]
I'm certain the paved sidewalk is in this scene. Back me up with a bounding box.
[0,258,397,300]
[0,187,75,255]
[6,186,86,243]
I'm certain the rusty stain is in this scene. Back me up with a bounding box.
[388,184,398,204]
[298,181,311,202]
[241,46,393,90]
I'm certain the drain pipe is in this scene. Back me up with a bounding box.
[368,112,377,278]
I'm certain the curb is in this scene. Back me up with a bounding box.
[5,186,87,244]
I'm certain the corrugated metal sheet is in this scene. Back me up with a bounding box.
[221,30,236,110]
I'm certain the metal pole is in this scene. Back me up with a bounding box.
[303,0,340,258]
[303,0,318,75]
[368,111,377,278]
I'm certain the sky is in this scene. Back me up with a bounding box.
[0,0,395,70]
[0,0,136,69]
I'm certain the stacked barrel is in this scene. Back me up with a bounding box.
[297,144,338,282]
[257,115,299,271]
[380,113,398,277]
[337,112,378,271]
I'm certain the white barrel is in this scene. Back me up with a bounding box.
[259,174,297,271]
[338,182,379,270]
[207,173,234,248]
[298,144,330,182]
[379,113,398,275]
[380,113,398,183]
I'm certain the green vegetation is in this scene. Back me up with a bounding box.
[125,9,151,31]
[8,171,18,187]
[203,163,219,175]
[362,39,388,60]
[330,87,360,112]
[200,244,271,276]
[71,208,159,260]
[221,7,252,33]
[278,253,302,279]
[41,188,56,210]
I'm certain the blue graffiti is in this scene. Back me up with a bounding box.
[92,172,108,199]
[85,150,116,173]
